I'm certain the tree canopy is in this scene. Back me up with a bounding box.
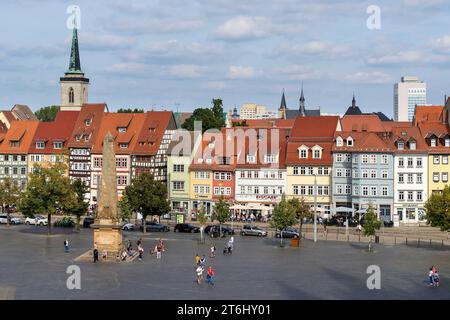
[425,186,450,231]
[0,177,21,225]
[122,173,170,228]
[287,197,312,235]
[362,203,381,251]
[270,196,297,244]
[35,106,60,122]
[66,179,89,231]
[182,99,225,133]
[117,108,144,113]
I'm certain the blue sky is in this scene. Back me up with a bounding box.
[0,0,449,116]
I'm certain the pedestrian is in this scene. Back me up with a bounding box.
[196,265,204,284]
[429,267,434,286]
[137,238,142,247]
[210,243,216,258]
[229,236,234,250]
[156,243,162,260]
[127,240,132,256]
[195,253,200,265]
[200,255,206,267]
[64,239,69,253]
[433,269,440,287]
[93,244,99,263]
[138,243,144,260]
[206,266,215,286]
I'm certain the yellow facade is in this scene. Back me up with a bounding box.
[28,154,69,176]
[286,166,332,205]
[189,170,213,201]
[428,154,450,195]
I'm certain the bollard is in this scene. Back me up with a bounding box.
[406,238,408,245]
[418,238,420,247]
[430,239,432,247]
[442,240,444,247]
[347,235,349,242]
[394,236,396,245]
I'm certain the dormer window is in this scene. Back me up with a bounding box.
[398,142,404,150]
[346,137,353,147]
[298,145,309,159]
[445,138,450,147]
[264,154,278,164]
[246,155,256,163]
[336,137,343,147]
[205,158,213,164]
[118,127,127,133]
[36,141,45,149]
[53,142,63,149]
[431,138,437,147]
[85,119,92,126]
[119,143,129,149]
[9,141,19,148]
[198,158,204,164]
[75,135,81,142]
[84,135,90,142]
[313,150,321,159]
[149,127,156,132]
[410,141,416,150]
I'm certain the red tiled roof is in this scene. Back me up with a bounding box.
[290,116,340,141]
[286,142,333,165]
[133,111,176,156]
[418,122,450,154]
[414,105,444,125]
[0,111,16,124]
[231,118,295,129]
[0,120,40,154]
[67,104,107,148]
[92,113,146,155]
[28,111,79,154]
[333,131,392,153]
[386,126,429,154]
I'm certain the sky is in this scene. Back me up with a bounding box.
[0,0,449,116]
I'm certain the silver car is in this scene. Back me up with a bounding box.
[240,224,267,237]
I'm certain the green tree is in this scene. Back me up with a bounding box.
[0,177,21,227]
[119,195,133,221]
[197,206,208,243]
[362,203,382,252]
[425,186,450,231]
[213,196,230,237]
[19,162,73,235]
[35,106,60,122]
[182,99,226,133]
[117,108,144,113]
[288,197,312,236]
[270,195,297,245]
[232,120,248,127]
[123,173,170,233]
[65,179,89,231]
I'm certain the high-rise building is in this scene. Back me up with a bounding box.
[239,103,277,119]
[394,76,427,122]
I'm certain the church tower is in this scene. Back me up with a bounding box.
[299,83,306,116]
[278,89,288,119]
[60,17,89,111]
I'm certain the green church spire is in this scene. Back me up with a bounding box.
[67,15,82,74]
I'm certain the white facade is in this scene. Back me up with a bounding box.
[394,76,427,122]
[235,168,287,215]
[239,103,278,120]
[393,154,428,224]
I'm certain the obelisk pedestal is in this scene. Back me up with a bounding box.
[91,132,123,257]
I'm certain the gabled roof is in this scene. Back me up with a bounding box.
[333,131,392,153]
[0,120,40,154]
[133,111,176,156]
[67,104,107,148]
[28,111,79,154]
[290,116,340,141]
[11,104,37,121]
[285,109,320,119]
[387,126,428,154]
[0,111,16,124]
[286,142,333,165]
[414,105,445,125]
[92,113,146,155]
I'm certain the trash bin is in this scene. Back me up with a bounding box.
[375,235,379,243]
[291,238,300,247]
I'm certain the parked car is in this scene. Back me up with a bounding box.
[139,222,170,232]
[240,224,267,237]
[0,215,8,224]
[174,223,200,233]
[204,224,235,237]
[275,227,299,238]
[122,223,135,231]
[83,216,95,228]
[25,216,48,226]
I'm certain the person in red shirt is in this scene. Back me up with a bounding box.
[206,266,215,286]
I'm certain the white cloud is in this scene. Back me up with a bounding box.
[105,62,152,74]
[79,33,136,51]
[168,64,204,78]
[111,18,204,34]
[273,41,353,59]
[228,66,260,79]
[344,71,393,84]
[203,81,228,90]
[430,35,450,53]
[215,16,271,40]
[366,50,449,65]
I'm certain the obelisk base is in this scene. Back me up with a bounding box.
[92,219,123,255]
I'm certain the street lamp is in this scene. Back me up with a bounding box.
[313,174,317,243]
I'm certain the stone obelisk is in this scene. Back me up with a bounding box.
[92,132,123,255]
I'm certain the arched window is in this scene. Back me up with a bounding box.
[69,87,75,104]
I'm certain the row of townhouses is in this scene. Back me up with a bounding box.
[0,104,177,208]
[168,100,450,226]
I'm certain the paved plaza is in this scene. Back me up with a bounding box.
[0,224,449,300]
